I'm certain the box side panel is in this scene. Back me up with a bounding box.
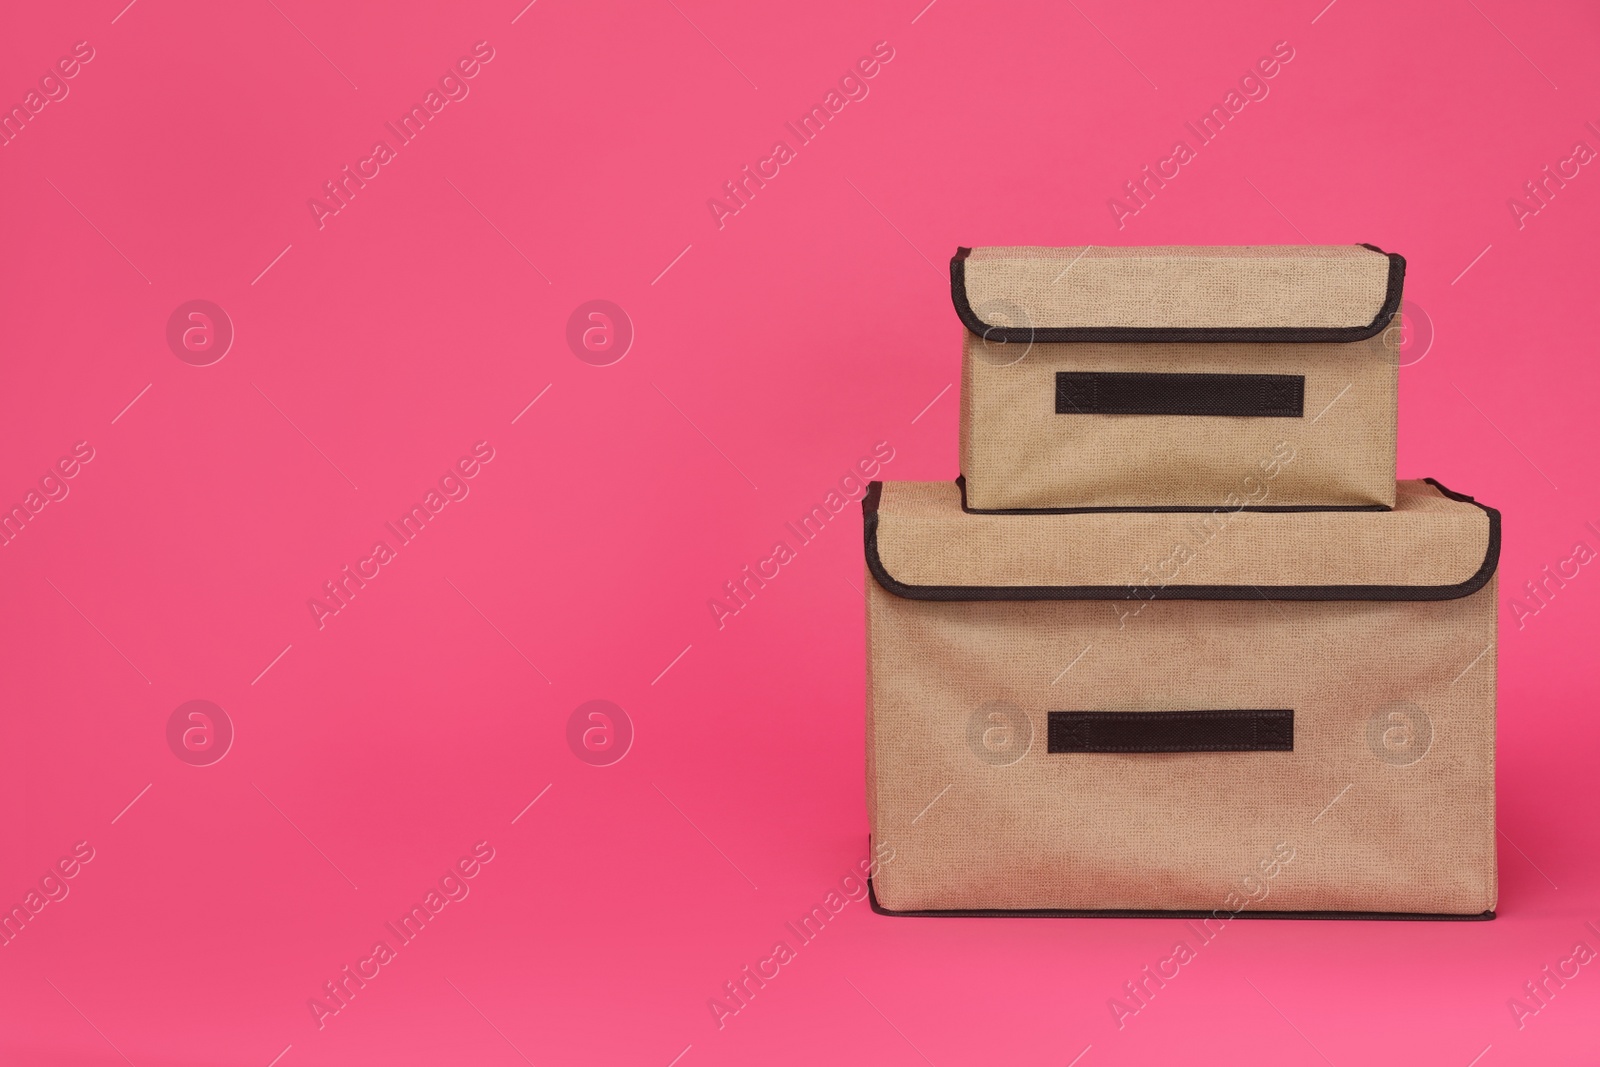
[961,335,1397,510]
[866,580,1496,915]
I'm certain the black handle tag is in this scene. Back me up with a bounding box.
[1056,372,1305,417]
[1048,710,1294,753]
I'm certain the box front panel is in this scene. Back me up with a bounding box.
[865,579,1496,915]
[960,332,1398,510]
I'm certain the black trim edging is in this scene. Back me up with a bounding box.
[950,244,1406,344]
[862,478,1499,603]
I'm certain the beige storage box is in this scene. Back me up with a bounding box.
[955,244,1404,511]
[862,477,1498,918]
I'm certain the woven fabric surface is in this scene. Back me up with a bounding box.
[864,569,1497,914]
[874,479,1487,590]
[962,244,1392,329]
[960,330,1398,510]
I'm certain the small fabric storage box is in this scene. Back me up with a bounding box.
[955,244,1405,511]
[862,478,1499,918]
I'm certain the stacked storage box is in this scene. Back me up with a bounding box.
[864,245,1499,919]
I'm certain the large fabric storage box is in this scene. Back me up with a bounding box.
[862,477,1499,918]
[955,244,1405,512]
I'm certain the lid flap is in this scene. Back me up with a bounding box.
[952,244,1404,344]
[865,479,1497,602]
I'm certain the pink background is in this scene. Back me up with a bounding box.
[2,0,1597,1064]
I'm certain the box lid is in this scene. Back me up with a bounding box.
[865,479,1497,602]
[952,244,1404,344]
